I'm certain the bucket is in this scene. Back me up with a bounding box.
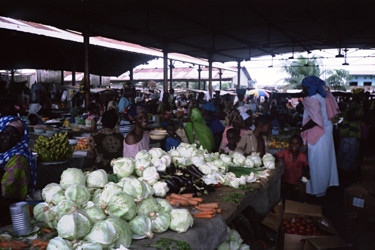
[9,201,32,235]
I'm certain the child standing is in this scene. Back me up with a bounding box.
[275,134,309,201]
[220,128,240,154]
[165,123,182,151]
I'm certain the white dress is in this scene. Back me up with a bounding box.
[303,94,339,197]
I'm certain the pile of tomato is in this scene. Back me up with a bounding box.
[282,217,323,236]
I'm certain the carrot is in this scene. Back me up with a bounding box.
[169,199,189,206]
[0,241,30,249]
[40,227,52,234]
[195,202,218,208]
[215,208,222,214]
[194,210,214,215]
[180,193,194,198]
[40,246,47,250]
[193,213,215,219]
[166,196,171,201]
[189,197,203,202]
[32,239,49,247]
[195,206,215,211]
[170,193,200,205]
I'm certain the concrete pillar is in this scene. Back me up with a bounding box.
[84,34,90,109]
[163,50,168,92]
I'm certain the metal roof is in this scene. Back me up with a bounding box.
[1,1,374,62]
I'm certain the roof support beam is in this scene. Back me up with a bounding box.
[237,61,241,89]
[84,33,90,110]
[208,54,213,97]
[163,49,168,92]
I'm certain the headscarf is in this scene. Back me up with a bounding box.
[126,103,146,122]
[301,75,327,97]
[0,116,36,191]
[184,108,215,151]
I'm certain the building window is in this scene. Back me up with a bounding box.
[364,82,371,86]
[350,82,358,86]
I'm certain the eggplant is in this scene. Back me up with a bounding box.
[189,165,204,177]
[164,179,180,194]
[170,175,185,187]
[184,168,202,179]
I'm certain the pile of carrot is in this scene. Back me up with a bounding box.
[32,239,49,249]
[166,193,203,206]
[193,202,221,219]
[0,241,30,250]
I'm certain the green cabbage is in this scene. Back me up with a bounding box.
[51,190,66,206]
[42,183,62,203]
[57,209,92,240]
[99,182,122,209]
[85,219,119,247]
[74,241,103,250]
[137,197,161,217]
[65,184,90,205]
[129,215,153,239]
[122,178,149,203]
[60,168,86,189]
[169,208,193,233]
[151,213,171,233]
[106,217,132,248]
[47,237,72,250]
[86,169,108,188]
[106,191,136,221]
[111,157,135,178]
[33,202,56,228]
[139,167,159,185]
[155,198,173,214]
[152,181,169,197]
[55,200,78,220]
[84,201,107,223]
[217,242,230,250]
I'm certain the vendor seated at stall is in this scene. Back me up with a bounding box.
[165,122,182,151]
[235,115,272,156]
[275,134,309,201]
[0,116,36,225]
[123,104,150,158]
[85,110,124,172]
[220,128,240,154]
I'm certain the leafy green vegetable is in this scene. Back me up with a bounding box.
[227,167,264,178]
[108,174,120,183]
[239,185,253,191]
[149,238,192,250]
[222,193,243,204]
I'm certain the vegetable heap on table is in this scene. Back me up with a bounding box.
[217,227,250,250]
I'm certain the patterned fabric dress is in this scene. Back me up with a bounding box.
[0,116,36,198]
[86,128,124,172]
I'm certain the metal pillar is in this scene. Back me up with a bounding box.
[237,61,241,89]
[169,60,173,90]
[84,34,90,109]
[208,55,213,97]
[219,69,222,90]
[198,65,202,90]
[99,76,102,87]
[186,81,189,89]
[163,50,168,92]
[61,70,64,85]
[72,63,76,86]
[11,69,15,83]
[129,68,134,81]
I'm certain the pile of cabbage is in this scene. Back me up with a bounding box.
[217,227,250,250]
[168,143,276,188]
[35,167,194,249]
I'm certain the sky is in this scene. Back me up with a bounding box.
[143,48,375,88]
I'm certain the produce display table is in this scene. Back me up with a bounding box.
[203,162,284,224]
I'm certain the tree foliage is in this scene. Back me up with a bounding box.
[325,69,351,90]
[283,56,321,89]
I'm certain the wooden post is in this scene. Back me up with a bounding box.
[129,68,134,81]
[219,69,222,90]
[11,69,15,83]
[99,75,102,87]
[72,62,76,86]
[61,70,64,85]
[84,34,90,109]
[198,65,202,90]
[163,50,168,92]
[237,61,241,89]
[169,60,173,90]
[208,55,213,98]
